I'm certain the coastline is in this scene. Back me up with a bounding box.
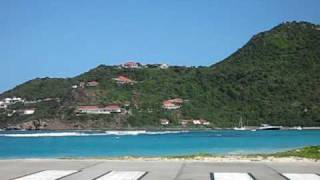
[2,126,320,131]
[0,156,318,163]
[1,146,319,162]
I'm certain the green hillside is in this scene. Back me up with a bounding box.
[1,21,320,129]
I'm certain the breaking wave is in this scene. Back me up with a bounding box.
[105,130,188,135]
[0,132,99,137]
[0,130,188,137]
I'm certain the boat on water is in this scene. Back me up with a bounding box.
[258,124,282,130]
[294,126,303,130]
[233,117,247,131]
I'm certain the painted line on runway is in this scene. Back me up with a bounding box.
[282,173,320,180]
[210,172,255,180]
[12,170,79,180]
[94,171,148,180]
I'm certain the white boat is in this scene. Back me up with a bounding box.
[258,124,282,130]
[295,126,303,130]
[233,117,247,131]
[234,127,246,131]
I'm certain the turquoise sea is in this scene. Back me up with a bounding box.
[0,130,320,159]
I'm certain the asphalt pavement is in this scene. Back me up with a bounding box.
[0,159,319,180]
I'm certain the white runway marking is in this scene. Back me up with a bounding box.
[282,173,320,180]
[95,171,147,180]
[213,172,254,180]
[14,170,78,180]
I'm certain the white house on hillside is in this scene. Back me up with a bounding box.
[23,109,35,115]
[4,97,24,104]
[0,101,7,109]
[159,64,169,69]
[121,62,141,69]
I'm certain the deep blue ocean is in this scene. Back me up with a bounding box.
[0,130,319,159]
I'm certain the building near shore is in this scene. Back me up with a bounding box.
[180,120,192,126]
[179,119,210,126]
[160,119,170,125]
[192,119,210,125]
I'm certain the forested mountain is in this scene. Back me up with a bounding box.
[1,21,319,129]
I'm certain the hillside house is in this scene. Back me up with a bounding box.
[4,97,24,104]
[159,64,169,69]
[192,120,202,125]
[167,98,184,104]
[160,119,169,125]
[23,109,35,115]
[162,101,181,110]
[72,85,78,89]
[76,106,111,114]
[144,64,169,69]
[76,104,122,114]
[200,119,210,125]
[86,81,99,87]
[24,100,37,104]
[0,101,7,109]
[104,104,122,113]
[180,120,192,126]
[193,119,210,125]
[121,62,140,69]
[79,82,86,88]
[112,76,137,85]
[162,98,184,110]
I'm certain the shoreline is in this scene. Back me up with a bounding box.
[2,127,320,131]
[1,146,319,162]
[0,156,318,163]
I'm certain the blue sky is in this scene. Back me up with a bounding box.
[0,0,320,92]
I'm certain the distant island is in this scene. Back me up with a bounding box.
[0,21,320,130]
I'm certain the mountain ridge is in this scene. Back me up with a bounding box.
[1,21,320,129]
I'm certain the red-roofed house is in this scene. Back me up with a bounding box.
[76,104,122,114]
[162,98,184,110]
[112,76,137,85]
[162,100,180,110]
[121,62,140,69]
[86,81,99,87]
[105,104,122,113]
[167,98,184,104]
[76,106,111,114]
